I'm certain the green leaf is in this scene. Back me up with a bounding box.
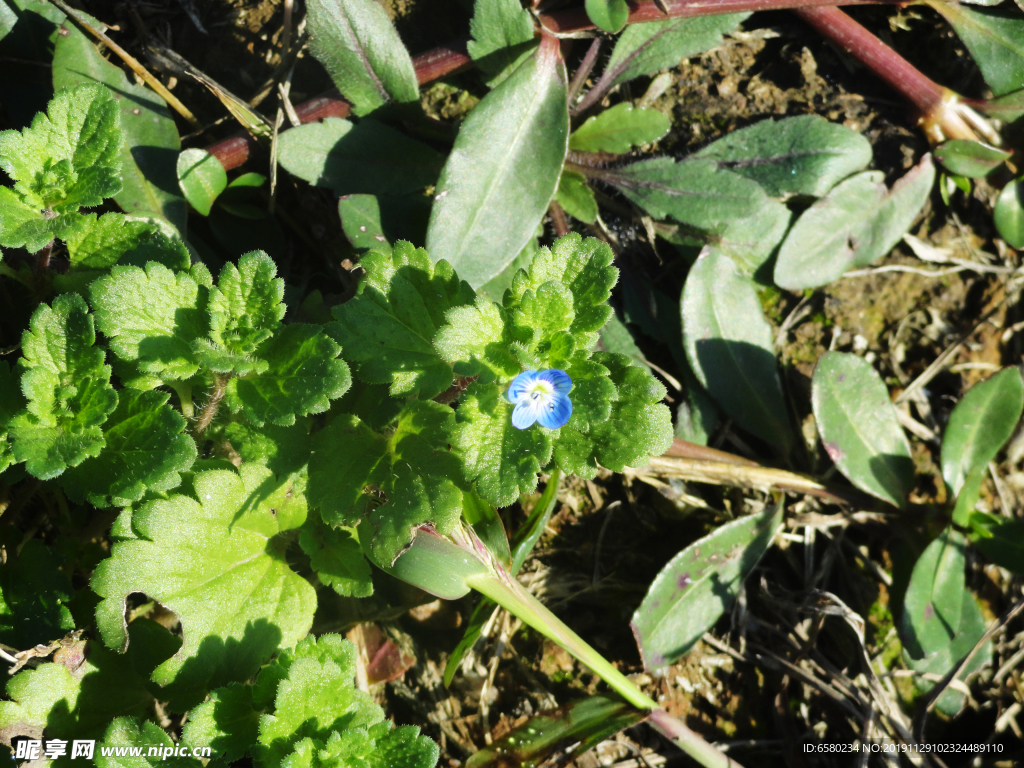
[434,297,520,383]
[594,14,748,93]
[900,527,990,717]
[277,119,444,196]
[426,38,569,288]
[631,500,782,670]
[197,251,285,374]
[181,684,260,763]
[305,0,420,116]
[994,176,1024,248]
[941,367,1024,496]
[0,82,121,212]
[91,466,316,709]
[0,539,75,649]
[928,1,1024,96]
[605,157,765,229]
[331,242,474,398]
[0,185,86,252]
[968,511,1024,575]
[468,0,537,87]
[299,519,373,598]
[60,389,197,508]
[554,170,598,224]
[91,262,210,384]
[337,193,431,253]
[226,418,311,480]
[570,103,670,154]
[982,87,1024,122]
[177,148,227,217]
[453,380,552,507]
[98,717,203,767]
[308,414,390,527]
[10,293,117,479]
[712,197,792,277]
[63,211,156,268]
[0,1,16,40]
[774,155,935,289]
[0,360,24,474]
[52,21,185,232]
[681,248,791,450]
[691,115,872,198]
[225,323,351,426]
[585,0,629,33]
[934,139,1011,178]
[811,352,914,508]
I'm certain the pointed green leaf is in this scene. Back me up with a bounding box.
[60,389,197,508]
[305,0,420,116]
[570,103,670,154]
[177,148,227,217]
[53,21,185,232]
[426,37,569,288]
[555,170,598,223]
[631,500,782,669]
[929,1,1024,96]
[812,352,913,508]
[467,0,537,87]
[90,262,209,384]
[935,139,1011,178]
[774,155,935,289]
[277,119,444,196]
[10,293,117,479]
[225,323,351,427]
[606,157,765,229]
[691,115,871,198]
[91,466,316,709]
[941,367,1024,496]
[331,242,474,398]
[681,248,791,449]
[0,82,121,212]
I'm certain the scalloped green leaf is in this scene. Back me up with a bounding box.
[299,519,373,598]
[467,0,537,87]
[569,103,669,154]
[181,683,260,764]
[90,262,210,385]
[812,352,913,508]
[331,242,474,399]
[91,466,316,710]
[98,717,203,767]
[10,293,117,479]
[60,389,197,508]
[63,211,156,268]
[0,539,75,649]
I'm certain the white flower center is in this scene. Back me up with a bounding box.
[525,380,554,401]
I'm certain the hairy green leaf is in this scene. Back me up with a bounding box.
[91,262,210,384]
[61,389,197,508]
[181,684,260,763]
[63,211,156,268]
[98,717,203,767]
[434,297,520,383]
[10,293,117,479]
[306,0,420,115]
[300,519,373,598]
[92,466,316,709]
[0,539,75,649]
[331,242,474,398]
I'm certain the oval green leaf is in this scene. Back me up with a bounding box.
[812,351,913,509]
[426,36,568,288]
[585,0,629,33]
[569,102,670,154]
[941,367,1024,496]
[631,499,782,670]
[176,148,227,217]
[994,177,1024,248]
[774,155,934,289]
[681,248,792,449]
[935,139,1011,178]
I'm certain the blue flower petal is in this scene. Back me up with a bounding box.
[537,392,572,429]
[538,368,572,395]
[507,370,539,404]
[512,397,545,429]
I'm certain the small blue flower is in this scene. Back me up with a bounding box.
[507,369,572,430]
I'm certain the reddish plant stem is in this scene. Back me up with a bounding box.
[539,0,900,33]
[791,6,943,117]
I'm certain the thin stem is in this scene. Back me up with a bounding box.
[168,380,194,420]
[193,375,227,435]
[465,572,744,768]
[567,37,602,108]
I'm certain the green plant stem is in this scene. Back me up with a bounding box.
[168,380,194,420]
[193,374,227,435]
[465,571,743,768]
[0,262,31,288]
